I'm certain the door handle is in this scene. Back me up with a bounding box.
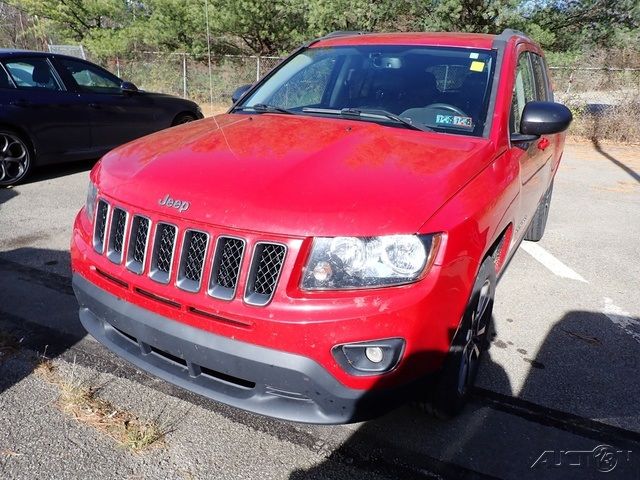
[89,103,101,109]
[537,138,550,151]
[9,99,29,107]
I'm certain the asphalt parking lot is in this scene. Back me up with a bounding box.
[0,142,639,479]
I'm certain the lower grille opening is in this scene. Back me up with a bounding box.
[265,386,311,402]
[134,288,181,308]
[150,346,188,368]
[200,366,255,389]
[96,268,129,289]
[111,323,254,390]
[112,325,137,345]
[188,307,253,329]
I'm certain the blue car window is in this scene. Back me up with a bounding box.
[5,59,62,91]
[58,58,121,93]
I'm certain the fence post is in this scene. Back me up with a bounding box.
[116,57,120,78]
[182,53,187,98]
[256,56,261,82]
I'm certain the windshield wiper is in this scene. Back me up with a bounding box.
[302,107,432,132]
[340,108,433,132]
[234,103,294,114]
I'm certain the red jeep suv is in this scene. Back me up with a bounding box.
[71,29,571,423]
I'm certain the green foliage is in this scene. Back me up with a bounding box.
[209,0,309,55]
[4,0,640,57]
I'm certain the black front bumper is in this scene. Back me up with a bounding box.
[73,274,402,424]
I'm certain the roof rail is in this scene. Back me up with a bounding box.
[496,28,531,41]
[322,30,368,39]
[305,30,368,48]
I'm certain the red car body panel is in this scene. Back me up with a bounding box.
[71,30,567,422]
[94,115,496,237]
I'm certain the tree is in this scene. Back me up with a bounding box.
[208,0,309,55]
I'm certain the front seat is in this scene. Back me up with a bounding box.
[31,62,53,88]
[397,71,439,112]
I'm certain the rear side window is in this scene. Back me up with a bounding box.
[4,58,62,91]
[510,53,536,133]
[58,58,121,93]
[530,53,551,101]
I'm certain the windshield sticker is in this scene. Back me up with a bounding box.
[435,114,474,129]
[470,61,485,72]
[469,52,479,59]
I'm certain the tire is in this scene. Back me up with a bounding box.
[418,256,496,419]
[0,129,33,187]
[524,181,554,242]
[172,113,197,126]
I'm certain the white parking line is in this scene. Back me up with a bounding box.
[603,297,640,345]
[520,242,588,283]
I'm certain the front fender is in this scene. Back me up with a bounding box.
[418,151,519,333]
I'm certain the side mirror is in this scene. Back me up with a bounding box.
[121,81,139,93]
[231,84,252,104]
[516,101,572,141]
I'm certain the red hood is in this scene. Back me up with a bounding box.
[95,114,496,237]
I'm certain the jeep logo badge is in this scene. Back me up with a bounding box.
[158,194,190,212]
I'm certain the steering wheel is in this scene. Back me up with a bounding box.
[424,103,468,117]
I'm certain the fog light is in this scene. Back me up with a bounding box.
[365,346,384,363]
[332,338,405,376]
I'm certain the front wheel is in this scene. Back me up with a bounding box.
[420,256,496,418]
[524,181,554,242]
[0,130,33,187]
[172,113,197,126]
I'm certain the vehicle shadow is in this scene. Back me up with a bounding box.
[591,138,640,184]
[19,158,97,186]
[0,185,18,208]
[0,247,84,396]
[289,308,640,479]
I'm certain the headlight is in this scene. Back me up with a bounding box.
[85,180,98,221]
[301,234,440,290]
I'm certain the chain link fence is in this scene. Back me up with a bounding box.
[550,67,640,142]
[93,53,282,115]
[86,51,639,141]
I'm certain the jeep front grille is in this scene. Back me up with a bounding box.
[208,236,245,300]
[93,200,109,253]
[244,243,286,306]
[92,199,287,305]
[107,207,127,264]
[126,216,150,274]
[150,223,177,283]
[176,230,209,292]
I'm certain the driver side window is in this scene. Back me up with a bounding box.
[510,53,535,134]
[58,59,121,94]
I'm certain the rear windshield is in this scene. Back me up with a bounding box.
[240,45,496,137]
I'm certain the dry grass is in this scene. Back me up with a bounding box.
[568,99,640,145]
[35,359,166,452]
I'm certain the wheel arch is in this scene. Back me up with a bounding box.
[171,110,198,126]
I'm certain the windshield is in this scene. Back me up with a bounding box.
[237,45,496,137]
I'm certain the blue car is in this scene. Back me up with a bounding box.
[0,49,203,186]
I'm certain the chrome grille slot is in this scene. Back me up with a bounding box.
[93,200,109,253]
[149,223,177,284]
[106,207,128,264]
[208,236,245,300]
[126,216,151,274]
[244,242,286,306]
[176,230,209,292]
